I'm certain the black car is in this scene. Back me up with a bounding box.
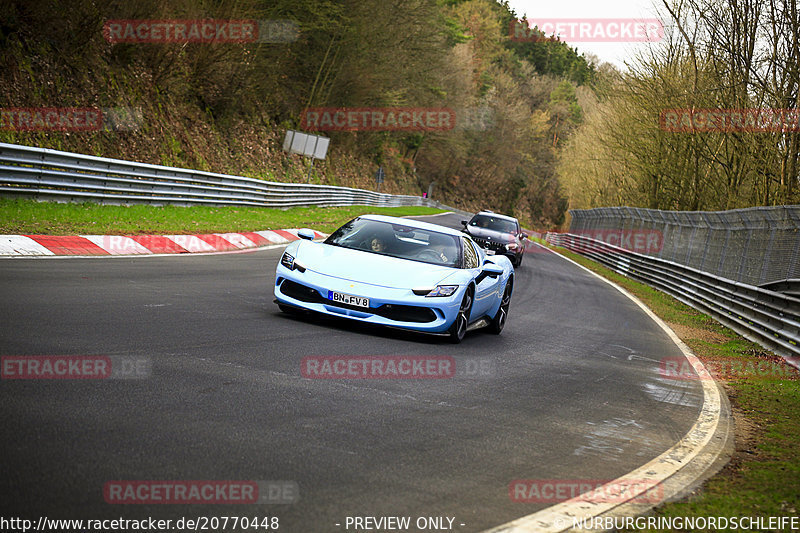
[461,211,527,267]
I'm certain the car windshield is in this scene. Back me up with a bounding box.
[469,215,517,234]
[325,218,461,267]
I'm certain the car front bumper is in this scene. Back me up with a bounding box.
[274,264,461,333]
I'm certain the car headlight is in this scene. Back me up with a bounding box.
[280,252,295,270]
[425,285,458,297]
[506,243,520,251]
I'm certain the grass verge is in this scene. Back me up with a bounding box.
[536,239,800,529]
[0,198,446,235]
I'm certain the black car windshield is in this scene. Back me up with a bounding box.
[469,215,517,234]
[325,218,461,267]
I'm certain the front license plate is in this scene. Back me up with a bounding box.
[328,290,370,308]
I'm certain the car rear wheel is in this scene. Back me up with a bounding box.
[449,288,473,343]
[488,279,513,334]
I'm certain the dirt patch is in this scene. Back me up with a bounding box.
[718,386,767,478]
[667,322,728,344]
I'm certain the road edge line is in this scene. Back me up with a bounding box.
[482,242,732,533]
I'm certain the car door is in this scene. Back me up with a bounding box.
[463,237,496,318]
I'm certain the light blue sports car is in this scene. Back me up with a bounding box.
[274,214,514,342]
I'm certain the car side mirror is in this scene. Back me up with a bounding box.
[460,220,468,227]
[483,263,504,277]
[476,262,504,284]
[519,233,528,240]
[297,228,316,241]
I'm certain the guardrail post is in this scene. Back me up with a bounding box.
[35,146,45,201]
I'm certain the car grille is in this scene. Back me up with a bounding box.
[279,279,436,323]
[471,236,507,253]
[378,304,436,323]
[280,279,323,303]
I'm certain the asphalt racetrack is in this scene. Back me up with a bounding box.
[0,213,704,532]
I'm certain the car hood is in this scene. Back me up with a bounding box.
[294,241,457,289]
[464,227,515,242]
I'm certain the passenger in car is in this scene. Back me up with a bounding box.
[369,237,387,253]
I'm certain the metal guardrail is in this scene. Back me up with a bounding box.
[0,142,468,213]
[569,206,800,286]
[545,232,800,368]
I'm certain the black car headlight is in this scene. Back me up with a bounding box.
[280,252,306,273]
[414,285,458,297]
[280,252,295,270]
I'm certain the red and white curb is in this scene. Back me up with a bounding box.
[0,229,327,257]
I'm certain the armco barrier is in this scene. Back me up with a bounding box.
[545,232,800,368]
[0,142,468,215]
[569,206,800,286]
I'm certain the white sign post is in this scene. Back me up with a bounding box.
[283,130,330,182]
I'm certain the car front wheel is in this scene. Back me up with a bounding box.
[488,279,513,334]
[449,288,473,343]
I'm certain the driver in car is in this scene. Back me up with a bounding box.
[426,235,454,264]
[369,237,387,253]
